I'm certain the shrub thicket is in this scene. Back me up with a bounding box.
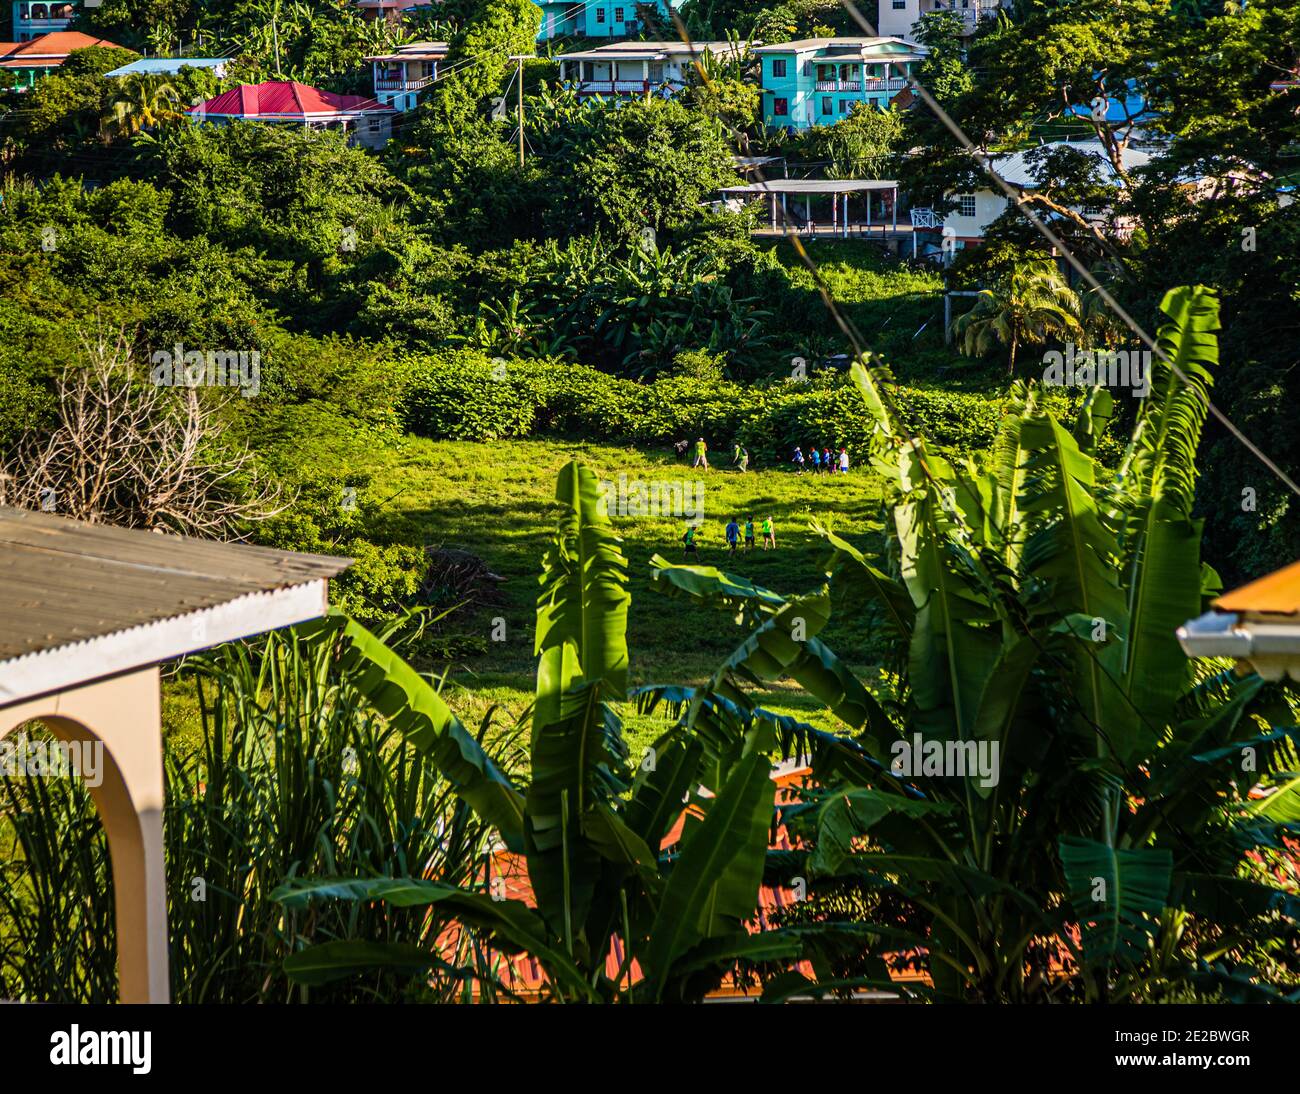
[400,351,1004,459]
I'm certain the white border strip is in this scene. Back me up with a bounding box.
[0,579,330,706]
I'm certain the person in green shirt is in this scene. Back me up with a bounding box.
[743,517,755,552]
[732,443,749,472]
[762,516,775,550]
[691,437,709,470]
[682,523,700,558]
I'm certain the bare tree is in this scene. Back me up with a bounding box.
[0,327,283,539]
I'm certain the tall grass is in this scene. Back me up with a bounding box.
[0,617,518,1003]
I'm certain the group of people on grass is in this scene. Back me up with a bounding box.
[792,445,849,474]
[681,438,850,476]
[681,516,775,557]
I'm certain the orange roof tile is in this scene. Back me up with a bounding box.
[1215,559,1300,616]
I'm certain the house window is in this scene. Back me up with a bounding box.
[892,0,906,7]
[595,7,606,22]
[368,117,382,132]
[772,59,787,78]
[773,97,788,116]
[614,6,624,20]
[821,96,832,114]
[957,193,976,218]
[802,60,812,76]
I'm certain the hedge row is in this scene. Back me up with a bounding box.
[399,351,1003,460]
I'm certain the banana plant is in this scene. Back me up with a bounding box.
[787,285,1300,1001]
[272,462,868,1001]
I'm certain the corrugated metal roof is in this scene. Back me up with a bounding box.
[192,80,393,118]
[104,57,227,77]
[0,506,350,663]
[989,140,1154,189]
[1215,559,1300,617]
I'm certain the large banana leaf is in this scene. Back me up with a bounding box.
[282,941,442,987]
[645,747,775,994]
[1129,285,1219,516]
[815,523,914,642]
[625,734,706,851]
[1058,836,1172,969]
[808,788,955,876]
[648,556,813,620]
[529,462,636,936]
[272,876,597,999]
[1018,414,1139,761]
[320,612,526,849]
[535,460,630,727]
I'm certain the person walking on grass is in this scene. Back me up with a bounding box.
[744,516,755,552]
[726,516,740,555]
[839,447,849,474]
[682,523,700,559]
[692,437,709,470]
[823,447,834,474]
[762,515,775,550]
[732,442,749,472]
[792,446,805,473]
[809,446,821,474]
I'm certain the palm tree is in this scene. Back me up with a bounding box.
[102,77,184,139]
[951,260,1083,376]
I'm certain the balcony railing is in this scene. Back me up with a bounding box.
[862,77,909,92]
[574,80,684,95]
[15,15,76,31]
[815,80,860,92]
[374,75,433,91]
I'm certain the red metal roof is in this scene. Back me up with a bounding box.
[191,80,394,119]
[0,31,125,66]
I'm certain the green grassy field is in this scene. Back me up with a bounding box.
[322,436,891,756]
[162,434,899,759]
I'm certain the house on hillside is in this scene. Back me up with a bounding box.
[104,56,230,79]
[533,0,685,42]
[354,0,433,23]
[911,139,1154,257]
[877,0,1010,45]
[557,40,741,99]
[0,31,125,89]
[189,81,396,150]
[366,41,446,111]
[754,37,924,131]
[11,0,92,41]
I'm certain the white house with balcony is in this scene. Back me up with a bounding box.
[910,139,1155,258]
[558,40,744,99]
[877,0,1011,46]
[367,41,447,111]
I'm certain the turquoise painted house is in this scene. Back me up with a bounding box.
[532,0,685,43]
[753,37,925,130]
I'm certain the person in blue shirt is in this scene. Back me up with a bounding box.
[809,446,821,473]
[725,517,740,555]
[792,446,805,473]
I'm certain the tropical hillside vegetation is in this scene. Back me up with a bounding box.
[0,0,1297,1003]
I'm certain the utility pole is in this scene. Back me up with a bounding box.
[272,0,282,77]
[516,55,525,168]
